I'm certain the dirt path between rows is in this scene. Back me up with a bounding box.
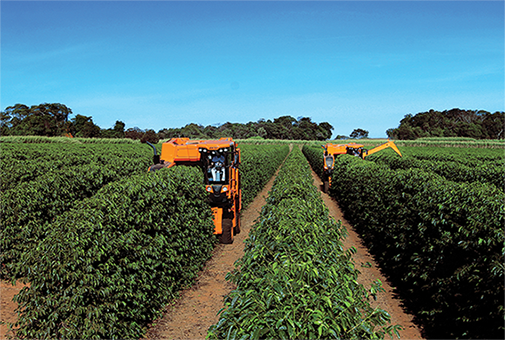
[0,281,28,339]
[310,168,424,340]
[144,167,281,340]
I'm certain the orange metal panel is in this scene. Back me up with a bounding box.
[212,207,223,235]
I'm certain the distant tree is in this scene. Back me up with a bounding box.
[0,103,72,136]
[481,111,504,139]
[31,103,72,134]
[27,114,57,136]
[180,123,206,139]
[71,114,101,138]
[100,121,126,138]
[274,116,296,129]
[158,127,179,140]
[295,117,318,140]
[0,110,12,136]
[350,128,369,139]
[1,104,31,135]
[257,127,267,138]
[113,121,125,138]
[201,125,217,139]
[150,115,335,141]
[385,129,397,139]
[318,122,334,140]
[387,109,504,139]
[140,129,159,144]
[125,127,144,140]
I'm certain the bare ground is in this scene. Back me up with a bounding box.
[0,280,28,339]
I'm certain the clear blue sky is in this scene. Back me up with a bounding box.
[2,1,503,138]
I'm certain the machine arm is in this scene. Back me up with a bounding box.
[363,140,402,158]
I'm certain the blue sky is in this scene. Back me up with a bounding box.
[1,1,503,138]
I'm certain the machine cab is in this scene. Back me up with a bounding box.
[202,149,231,185]
[199,144,240,204]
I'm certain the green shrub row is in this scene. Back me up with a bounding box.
[0,136,139,144]
[238,144,290,209]
[12,166,216,339]
[369,153,504,190]
[3,142,289,338]
[1,156,151,280]
[394,146,504,163]
[310,150,504,339]
[1,143,151,191]
[302,144,325,178]
[208,147,399,340]
[1,143,287,280]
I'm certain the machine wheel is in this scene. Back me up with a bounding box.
[323,181,329,193]
[219,218,234,244]
[148,164,164,172]
[234,213,241,235]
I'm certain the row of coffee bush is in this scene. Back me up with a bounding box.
[12,166,216,339]
[1,143,288,280]
[393,145,503,163]
[208,147,399,339]
[238,144,289,208]
[1,154,152,279]
[368,148,504,190]
[0,143,151,192]
[303,144,504,339]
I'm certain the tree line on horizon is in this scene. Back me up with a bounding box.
[1,103,503,142]
[386,108,504,140]
[0,103,334,142]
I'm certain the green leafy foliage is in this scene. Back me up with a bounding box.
[1,145,152,279]
[208,147,400,340]
[368,147,504,190]
[304,144,504,339]
[12,166,216,339]
[387,109,504,140]
[0,143,151,191]
[239,144,289,208]
[1,141,290,338]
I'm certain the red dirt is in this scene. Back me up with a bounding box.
[0,280,28,339]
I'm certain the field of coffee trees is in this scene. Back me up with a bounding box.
[0,141,288,338]
[304,144,504,339]
[1,138,503,339]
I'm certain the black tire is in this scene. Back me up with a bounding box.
[234,198,241,235]
[218,218,233,244]
[323,181,329,193]
[148,164,163,172]
[234,213,241,235]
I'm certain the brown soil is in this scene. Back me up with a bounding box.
[0,280,28,339]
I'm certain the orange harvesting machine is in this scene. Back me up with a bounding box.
[321,140,402,192]
[146,137,241,244]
